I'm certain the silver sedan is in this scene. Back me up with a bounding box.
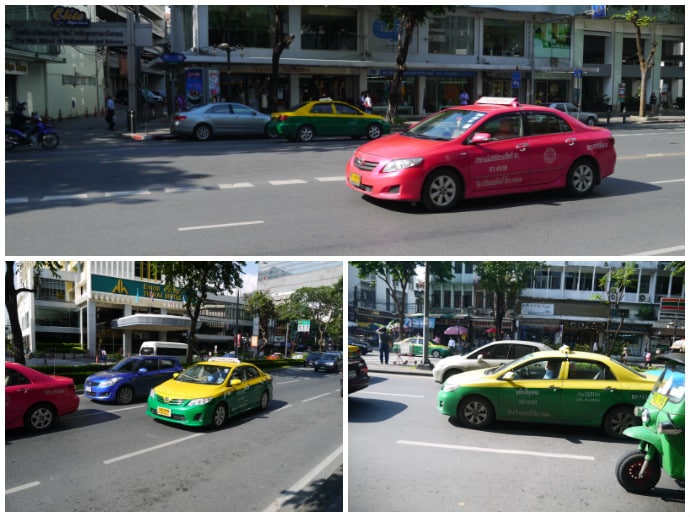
[172,102,272,141]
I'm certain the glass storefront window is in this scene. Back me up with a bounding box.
[483,18,525,57]
[301,6,357,50]
[428,16,475,55]
[208,6,283,48]
[424,78,474,113]
[366,77,414,115]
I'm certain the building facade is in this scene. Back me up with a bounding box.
[14,261,253,358]
[165,5,684,115]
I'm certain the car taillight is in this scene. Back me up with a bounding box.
[279,114,288,121]
[174,115,187,121]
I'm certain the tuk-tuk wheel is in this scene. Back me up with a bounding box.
[615,449,661,494]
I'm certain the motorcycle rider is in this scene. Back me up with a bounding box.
[10,101,38,145]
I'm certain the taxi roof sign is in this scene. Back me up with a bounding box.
[207,356,241,363]
[475,96,520,107]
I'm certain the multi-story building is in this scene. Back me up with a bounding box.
[165,5,684,115]
[257,261,342,301]
[13,261,253,358]
[349,261,685,355]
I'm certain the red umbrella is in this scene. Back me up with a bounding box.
[486,327,497,334]
[444,325,468,336]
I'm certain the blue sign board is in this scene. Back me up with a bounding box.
[573,68,583,78]
[511,71,521,89]
[161,52,186,64]
[591,6,607,18]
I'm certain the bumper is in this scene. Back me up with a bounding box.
[436,390,460,416]
[146,401,211,427]
[84,388,117,402]
[345,160,426,202]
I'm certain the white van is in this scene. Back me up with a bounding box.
[139,341,188,358]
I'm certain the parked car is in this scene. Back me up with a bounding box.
[432,340,552,383]
[84,355,184,404]
[268,100,392,142]
[392,337,452,358]
[172,102,272,141]
[305,351,323,367]
[348,345,370,395]
[314,352,343,373]
[348,338,370,355]
[346,96,616,212]
[5,362,80,432]
[437,347,657,438]
[146,357,272,428]
[547,102,598,126]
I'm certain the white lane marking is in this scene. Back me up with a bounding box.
[262,445,343,512]
[274,404,292,413]
[398,440,595,461]
[630,245,685,256]
[103,434,198,464]
[302,392,332,403]
[650,178,684,185]
[178,220,264,232]
[219,182,254,189]
[315,176,344,182]
[40,193,88,202]
[618,152,684,160]
[105,190,152,198]
[269,179,308,186]
[356,391,424,398]
[6,481,41,495]
[276,380,301,385]
[164,186,207,193]
[6,197,29,204]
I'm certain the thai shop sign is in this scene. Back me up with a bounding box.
[91,275,183,302]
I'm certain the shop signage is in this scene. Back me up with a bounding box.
[51,6,90,27]
[5,60,29,76]
[660,298,685,312]
[11,22,151,47]
[370,69,477,78]
[522,303,555,316]
[91,275,183,302]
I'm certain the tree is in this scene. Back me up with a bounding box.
[474,262,543,340]
[612,8,657,117]
[280,278,343,351]
[244,290,276,357]
[595,262,638,356]
[378,7,450,122]
[268,6,295,114]
[154,261,245,364]
[5,261,62,365]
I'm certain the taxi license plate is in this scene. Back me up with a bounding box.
[649,392,668,410]
[156,407,172,417]
[349,173,361,186]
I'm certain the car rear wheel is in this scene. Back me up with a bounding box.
[116,385,135,404]
[585,116,596,126]
[458,395,495,429]
[211,403,227,428]
[264,123,278,139]
[365,123,383,140]
[566,159,596,196]
[297,125,315,142]
[603,405,637,438]
[615,449,661,493]
[422,168,462,212]
[193,124,212,141]
[25,403,57,432]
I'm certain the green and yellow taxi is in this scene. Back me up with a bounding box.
[392,337,452,358]
[146,358,272,428]
[268,100,391,142]
[437,347,657,438]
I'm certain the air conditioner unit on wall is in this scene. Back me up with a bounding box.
[639,294,647,302]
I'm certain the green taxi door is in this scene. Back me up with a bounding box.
[227,366,251,416]
[497,358,563,423]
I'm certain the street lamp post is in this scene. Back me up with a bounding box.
[216,43,242,102]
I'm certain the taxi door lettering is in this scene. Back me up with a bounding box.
[470,146,527,193]
[499,381,561,422]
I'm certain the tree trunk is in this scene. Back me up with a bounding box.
[5,261,26,365]
[386,17,413,122]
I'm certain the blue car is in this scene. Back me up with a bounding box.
[84,356,183,404]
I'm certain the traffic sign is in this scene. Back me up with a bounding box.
[161,52,186,64]
[297,320,311,332]
[511,71,521,89]
[573,68,583,79]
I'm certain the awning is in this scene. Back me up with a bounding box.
[111,314,190,331]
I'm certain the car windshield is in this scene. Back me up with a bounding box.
[403,109,487,141]
[177,364,230,385]
[653,363,685,403]
[109,357,141,372]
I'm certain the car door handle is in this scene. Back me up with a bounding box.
[516,143,529,152]
[565,137,577,146]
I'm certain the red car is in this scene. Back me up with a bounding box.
[345,97,616,212]
[5,362,80,432]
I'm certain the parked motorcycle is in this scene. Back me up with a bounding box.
[6,115,60,151]
[615,353,685,493]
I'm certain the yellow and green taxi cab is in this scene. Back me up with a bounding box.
[392,337,452,358]
[437,347,657,438]
[146,357,272,428]
[268,100,391,142]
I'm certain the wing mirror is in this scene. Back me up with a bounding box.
[230,379,242,387]
[470,132,492,144]
[502,371,516,381]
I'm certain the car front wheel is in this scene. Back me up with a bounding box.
[422,168,461,212]
[193,124,213,141]
[116,386,135,404]
[458,395,495,429]
[585,116,596,126]
[566,159,596,196]
[210,403,227,428]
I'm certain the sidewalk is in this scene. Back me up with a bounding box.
[364,354,434,376]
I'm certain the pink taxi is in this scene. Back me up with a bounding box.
[345,97,616,211]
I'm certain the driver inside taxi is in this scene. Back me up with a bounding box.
[544,360,560,379]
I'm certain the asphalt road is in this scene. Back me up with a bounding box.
[5,367,343,512]
[348,372,684,512]
[5,123,685,256]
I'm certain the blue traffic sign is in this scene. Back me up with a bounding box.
[511,71,521,89]
[161,52,186,64]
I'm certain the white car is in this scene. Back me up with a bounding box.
[548,102,598,126]
[432,340,552,383]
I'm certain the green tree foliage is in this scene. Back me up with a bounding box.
[154,261,245,364]
[378,6,451,121]
[5,261,62,365]
[244,290,276,356]
[596,261,638,355]
[474,262,544,339]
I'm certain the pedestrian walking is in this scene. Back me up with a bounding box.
[105,95,116,130]
[621,346,628,364]
[592,341,599,353]
[459,89,470,106]
[100,348,107,364]
[363,92,373,114]
[649,92,657,113]
[448,336,457,354]
[377,327,390,365]
[645,350,652,368]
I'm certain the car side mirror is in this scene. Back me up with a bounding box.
[172,372,180,379]
[137,368,148,374]
[230,379,242,387]
[470,132,492,144]
[477,354,485,361]
[502,371,516,381]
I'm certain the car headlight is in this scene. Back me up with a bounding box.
[100,377,121,387]
[149,389,156,398]
[188,397,213,406]
[641,408,650,425]
[442,382,460,392]
[382,158,424,173]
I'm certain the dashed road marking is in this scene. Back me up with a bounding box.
[398,440,596,461]
[178,220,264,232]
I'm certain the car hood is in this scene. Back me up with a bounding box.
[356,133,451,158]
[154,379,222,399]
[443,366,494,386]
[86,370,133,382]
